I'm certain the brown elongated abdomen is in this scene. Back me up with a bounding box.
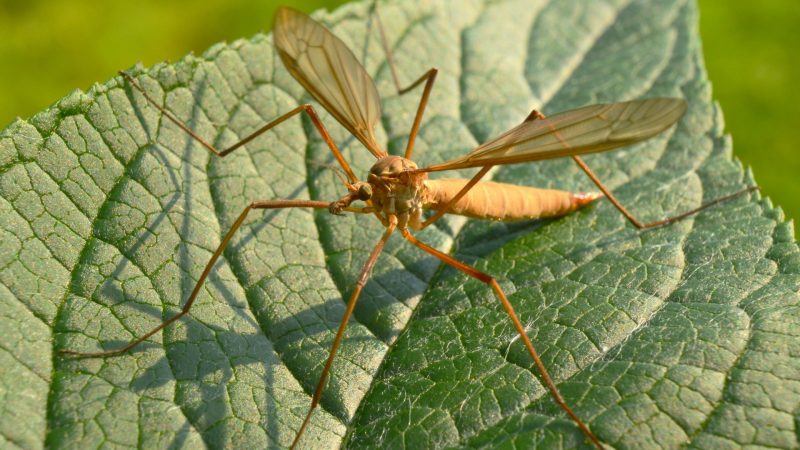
[422,179,601,221]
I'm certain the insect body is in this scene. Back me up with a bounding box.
[60,4,756,449]
[423,177,602,222]
[364,155,427,229]
[349,154,601,229]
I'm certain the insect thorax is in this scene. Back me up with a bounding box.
[368,156,428,229]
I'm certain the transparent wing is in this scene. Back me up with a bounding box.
[273,7,385,158]
[423,98,687,171]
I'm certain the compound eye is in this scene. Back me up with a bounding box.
[357,184,373,201]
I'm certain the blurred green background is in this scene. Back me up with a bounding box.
[1,0,797,231]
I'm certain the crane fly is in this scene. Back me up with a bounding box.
[59,4,757,449]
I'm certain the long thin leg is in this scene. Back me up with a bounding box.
[60,199,332,358]
[572,155,758,228]
[530,108,757,229]
[400,229,605,450]
[291,216,398,449]
[401,68,437,159]
[372,1,438,159]
[417,165,493,230]
[119,71,359,183]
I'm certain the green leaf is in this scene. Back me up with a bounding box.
[1,0,798,448]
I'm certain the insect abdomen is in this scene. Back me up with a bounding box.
[423,179,601,221]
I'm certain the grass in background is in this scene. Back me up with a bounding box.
[697,0,800,231]
[1,0,797,230]
[0,0,349,125]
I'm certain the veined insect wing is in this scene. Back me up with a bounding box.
[273,7,386,158]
